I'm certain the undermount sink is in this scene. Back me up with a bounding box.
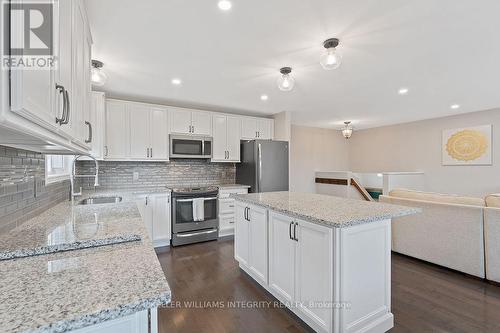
[78,196,123,205]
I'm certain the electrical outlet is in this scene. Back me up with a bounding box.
[133,172,139,181]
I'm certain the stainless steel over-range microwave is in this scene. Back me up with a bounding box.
[169,134,212,159]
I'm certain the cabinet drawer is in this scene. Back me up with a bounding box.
[219,188,249,199]
[219,198,236,215]
[219,214,235,229]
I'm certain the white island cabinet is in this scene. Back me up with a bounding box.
[234,192,417,333]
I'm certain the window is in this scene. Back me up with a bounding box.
[45,155,73,184]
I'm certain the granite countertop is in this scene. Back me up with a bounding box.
[0,187,171,260]
[0,186,171,333]
[218,184,251,189]
[233,191,420,228]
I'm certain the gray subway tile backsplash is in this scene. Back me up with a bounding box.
[76,159,236,190]
[0,146,70,233]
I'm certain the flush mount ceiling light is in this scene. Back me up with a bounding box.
[277,67,295,92]
[171,78,182,85]
[341,121,353,139]
[450,104,461,110]
[320,38,342,70]
[218,0,232,11]
[260,95,268,101]
[398,87,409,95]
[91,60,107,86]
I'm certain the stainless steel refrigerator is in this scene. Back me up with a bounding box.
[236,140,289,193]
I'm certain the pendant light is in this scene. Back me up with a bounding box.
[91,60,107,86]
[320,38,342,70]
[277,67,295,92]
[341,121,353,139]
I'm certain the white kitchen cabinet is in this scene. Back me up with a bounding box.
[218,187,248,237]
[129,104,151,159]
[105,100,169,161]
[69,308,157,333]
[105,100,130,159]
[269,212,295,304]
[268,212,333,333]
[88,92,106,160]
[170,109,211,135]
[212,115,241,162]
[241,117,274,140]
[136,193,171,248]
[2,0,93,154]
[235,202,268,285]
[235,202,250,266]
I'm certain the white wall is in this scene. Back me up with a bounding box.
[348,108,500,197]
[273,111,291,141]
[290,125,349,193]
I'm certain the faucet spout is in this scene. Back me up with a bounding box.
[71,155,99,200]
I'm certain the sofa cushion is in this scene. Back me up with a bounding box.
[485,194,500,208]
[389,188,485,207]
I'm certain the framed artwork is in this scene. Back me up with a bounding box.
[442,125,492,165]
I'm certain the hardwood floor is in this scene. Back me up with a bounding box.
[156,238,500,333]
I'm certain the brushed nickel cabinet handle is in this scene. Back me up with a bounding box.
[85,121,92,143]
[60,90,70,125]
[55,84,66,125]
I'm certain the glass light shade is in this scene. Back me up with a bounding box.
[320,47,342,70]
[341,122,353,139]
[91,67,107,86]
[277,73,295,92]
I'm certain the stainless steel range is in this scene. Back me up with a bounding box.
[171,186,219,246]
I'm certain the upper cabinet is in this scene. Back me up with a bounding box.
[170,109,211,136]
[212,115,241,162]
[88,92,106,160]
[1,0,92,154]
[241,117,274,140]
[105,100,169,161]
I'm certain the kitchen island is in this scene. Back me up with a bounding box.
[232,191,419,333]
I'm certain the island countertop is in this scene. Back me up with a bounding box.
[0,187,171,333]
[232,191,419,228]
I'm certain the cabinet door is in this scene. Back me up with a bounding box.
[235,203,249,266]
[55,0,73,137]
[241,118,258,140]
[258,119,273,140]
[170,109,191,134]
[105,101,130,159]
[295,219,333,333]
[136,197,153,240]
[192,111,211,135]
[248,204,268,285]
[89,92,105,160]
[150,107,169,160]
[71,0,86,144]
[211,115,227,161]
[269,212,295,304]
[152,194,171,246]
[9,0,56,130]
[226,116,241,161]
[129,103,150,159]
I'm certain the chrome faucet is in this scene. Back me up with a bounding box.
[70,155,99,200]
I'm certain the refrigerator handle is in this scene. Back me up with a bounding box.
[257,143,262,193]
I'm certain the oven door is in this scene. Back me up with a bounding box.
[170,135,212,158]
[172,196,218,233]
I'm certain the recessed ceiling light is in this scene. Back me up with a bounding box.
[260,95,268,101]
[398,88,409,95]
[171,78,182,85]
[218,0,232,11]
[450,104,460,110]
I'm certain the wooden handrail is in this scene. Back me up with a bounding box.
[350,178,375,202]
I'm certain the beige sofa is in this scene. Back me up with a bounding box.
[485,194,500,283]
[380,189,486,278]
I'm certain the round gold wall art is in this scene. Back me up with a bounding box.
[445,129,488,161]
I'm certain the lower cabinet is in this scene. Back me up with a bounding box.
[68,308,157,333]
[235,202,268,285]
[136,193,171,247]
[218,187,248,237]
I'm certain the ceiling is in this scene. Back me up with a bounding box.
[85,0,500,129]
